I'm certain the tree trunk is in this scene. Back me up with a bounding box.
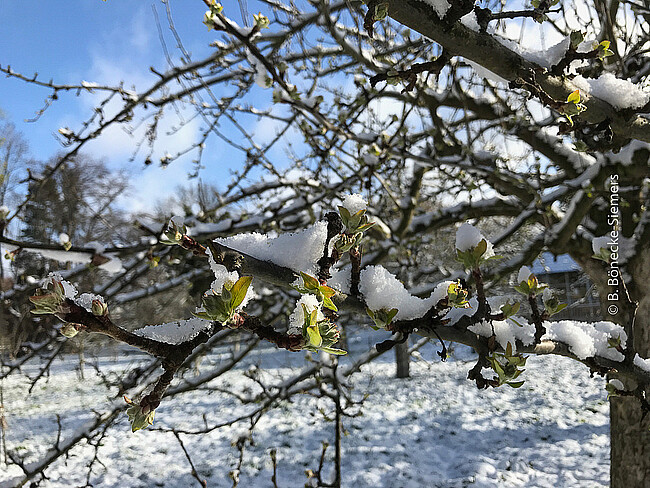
[395,340,410,378]
[610,249,650,486]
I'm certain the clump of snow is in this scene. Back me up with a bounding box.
[214,221,328,275]
[572,73,650,110]
[86,241,106,254]
[495,35,571,69]
[455,223,494,258]
[328,264,351,294]
[460,11,480,31]
[592,236,610,254]
[58,233,70,245]
[468,319,535,352]
[248,53,271,88]
[170,215,185,226]
[43,272,77,299]
[415,0,451,19]
[517,266,533,284]
[341,194,367,215]
[430,280,453,306]
[288,294,323,335]
[206,249,239,291]
[634,354,650,373]
[360,266,448,320]
[133,318,213,345]
[204,248,253,309]
[98,255,124,274]
[456,223,482,251]
[444,297,478,324]
[542,320,627,361]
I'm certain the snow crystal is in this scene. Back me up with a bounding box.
[415,0,451,19]
[542,320,627,361]
[517,266,532,284]
[359,266,448,320]
[341,194,367,215]
[572,73,650,110]
[214,221,328,275]
[634,354,650,373]
[288,294,323,335]
[133,317,213,345]
[592,236,610,254]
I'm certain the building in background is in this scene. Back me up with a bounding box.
[532,253,602,321]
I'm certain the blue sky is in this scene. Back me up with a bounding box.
[0,0,274,212]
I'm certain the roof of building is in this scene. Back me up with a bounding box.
[531,252,582,275]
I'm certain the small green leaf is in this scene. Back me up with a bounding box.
[473,239,488,260]
[322,295,338,312]
[124,397,156,432]
[386,308,399,323]
[352,221,376,234]
[301,272,320,290]
[567,90,581,104]
[221,285,232,304]
[508,381,525,388]
[338,206,351,228]
[348,209,364,231]
[570,31,584,49]
[306,325,322,348]
[230,276,253,310]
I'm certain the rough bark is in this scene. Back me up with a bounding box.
[395,340,410,378]
[611,249,650,487]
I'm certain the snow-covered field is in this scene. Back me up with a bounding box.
[1,345,609,487]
